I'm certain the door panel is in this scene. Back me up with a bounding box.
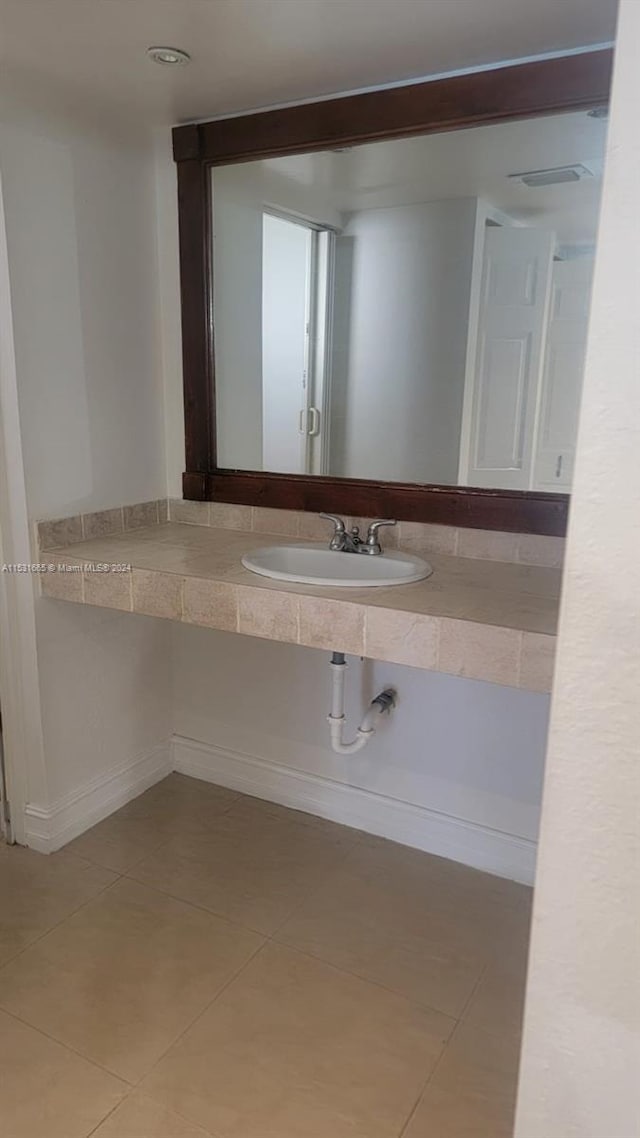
[533,257,594,490]
[467,226,555,490]
[475,335,531,469]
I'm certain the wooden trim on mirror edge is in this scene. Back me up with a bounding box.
[173,47,613,537]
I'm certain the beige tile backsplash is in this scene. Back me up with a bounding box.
[35,498,564,569]
[37,514,84,552]
[123,500,162,531]
[82,507,124,541]
[37,499,165,551]
[163,499,565,569]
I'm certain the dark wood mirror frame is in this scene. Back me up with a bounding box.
[173,48,612,536]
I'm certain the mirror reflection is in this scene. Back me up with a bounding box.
[211,109,607,492]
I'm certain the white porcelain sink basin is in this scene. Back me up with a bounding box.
[241,543,432,587]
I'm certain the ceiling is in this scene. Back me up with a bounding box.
[0,0,619,127]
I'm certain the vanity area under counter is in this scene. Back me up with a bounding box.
[38,501,560,693]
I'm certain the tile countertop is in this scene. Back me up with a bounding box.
[40,522,560,693]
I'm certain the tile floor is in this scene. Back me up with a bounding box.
[0,774,531,1137]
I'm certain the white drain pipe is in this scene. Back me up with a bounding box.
[328,652,396,754]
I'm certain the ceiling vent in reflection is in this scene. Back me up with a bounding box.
[508,163,595,188]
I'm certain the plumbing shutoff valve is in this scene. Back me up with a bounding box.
[371,689,396,715]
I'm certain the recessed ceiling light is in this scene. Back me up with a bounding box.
[147,46,191,66]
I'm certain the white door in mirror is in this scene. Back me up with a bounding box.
[241,544,432,587]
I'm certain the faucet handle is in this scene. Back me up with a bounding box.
[366,519,397,539]
[319,513,346,535]
[365,519,397,551]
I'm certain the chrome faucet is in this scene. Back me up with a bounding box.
[319,514,397,555]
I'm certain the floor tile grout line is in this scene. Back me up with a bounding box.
[0,890,268,1093]
[110,860,473,1030]
[132,934,269,1090]
[67,789,244,878]
[114,802,363,942]
[396,1016,465,1138]
[0,1003,135,1089]
[265,933,467,1024]
[0,873,268,1092]
[260,830,363,940]
[132,933,459,1135]
[84,1088,223,1138]
[119,867,277,938]
[124,815,360,931]
[396,964,492,1138]
[111,824,492,1026]
[115,842,473,1028]
[0,865,125,973]
[459,959,490,1022]
[220,793,366,840]
[84,1094,127,1137]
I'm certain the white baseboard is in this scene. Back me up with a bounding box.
[23,730,536,881]
[24,740,172,853]
[172,735,536,885]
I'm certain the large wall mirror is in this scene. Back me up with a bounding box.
[174,50,612,534]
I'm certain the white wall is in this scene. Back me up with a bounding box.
[172,624,549,881]
[0,115,166,518]
[330,199,477,482]
[515,3,640,1133]
[0,104,172,831]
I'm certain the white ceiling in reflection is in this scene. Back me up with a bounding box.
[258,111,608,245]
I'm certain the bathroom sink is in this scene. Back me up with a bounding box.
[241,543,432,587]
